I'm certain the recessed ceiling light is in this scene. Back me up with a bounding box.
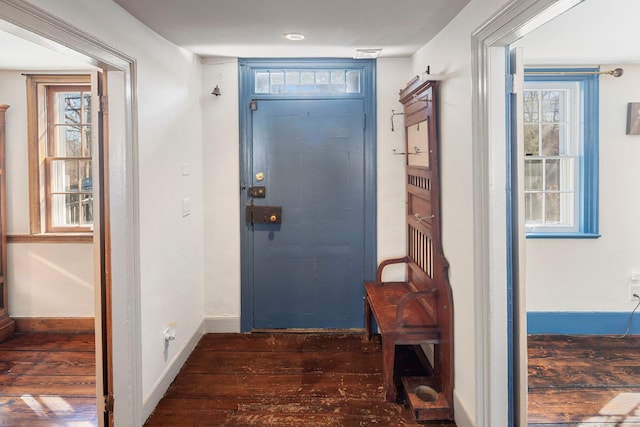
[283,32,305,41]
[354,48,382,59]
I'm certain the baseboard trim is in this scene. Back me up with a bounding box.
[14,317,94,333]
[453,390,474,427]
[204,316,240,333]
[142,319,204,420]
[528,312,640,335]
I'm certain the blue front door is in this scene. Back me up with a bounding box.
[250,98,366,328]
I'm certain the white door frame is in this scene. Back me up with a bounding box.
[0,0,142,425]
[471,0,585,425]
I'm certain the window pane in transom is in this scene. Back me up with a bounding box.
[269,71,284,93]
[255,72,269,93]
[346,71,360,93]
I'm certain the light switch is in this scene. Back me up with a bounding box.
[182,197,191,217]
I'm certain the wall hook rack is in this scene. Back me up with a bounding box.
[393,146,422,156]
[391,109,404,131]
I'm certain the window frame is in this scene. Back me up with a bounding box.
[26,74,93,236]
[523,68,600,239]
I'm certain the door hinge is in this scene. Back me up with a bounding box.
[104,393,114,413]
[363,112,366,130]
[250,100,258,111]
[99,95,108,113]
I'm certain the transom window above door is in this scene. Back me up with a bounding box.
[254,69,361,95]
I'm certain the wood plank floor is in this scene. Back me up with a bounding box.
[0,332,97,426]
[145,332,456,426]
[528,334,640,426]
[3,332,637,426]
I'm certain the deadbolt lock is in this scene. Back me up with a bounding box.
[246,205,282,225]
[248,186,266,198]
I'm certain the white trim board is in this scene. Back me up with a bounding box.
[204,316,241,333]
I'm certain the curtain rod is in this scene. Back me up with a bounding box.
[524,67,624,77]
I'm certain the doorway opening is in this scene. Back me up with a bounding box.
[472,0,587,425]
[0,1,141,424]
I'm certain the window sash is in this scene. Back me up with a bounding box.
[26,75,92,235]
[523,80,581,234]
[44,157,93,232]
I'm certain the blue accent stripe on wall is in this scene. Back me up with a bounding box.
[528,312,640,335]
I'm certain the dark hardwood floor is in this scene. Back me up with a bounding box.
[2,331,638,426]
[528,334,640,426]
[145,332,455,426]
[0,332,96,426]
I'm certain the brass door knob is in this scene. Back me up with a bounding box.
[269,214,278,223]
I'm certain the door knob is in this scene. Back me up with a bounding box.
[269,214,278,223]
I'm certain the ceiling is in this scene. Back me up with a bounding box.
[0,29,93,70]
[512,0,640,65]
[112,0,472,58]
[0,0,637,71]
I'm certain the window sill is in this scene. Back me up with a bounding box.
[7,234,93,244]
[525,232,601,239]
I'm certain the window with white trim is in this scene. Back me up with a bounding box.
[27,75,93,234]
[523,69,599,237]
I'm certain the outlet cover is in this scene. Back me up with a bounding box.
[629,284,640,301]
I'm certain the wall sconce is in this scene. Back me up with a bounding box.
[211,85,221,96]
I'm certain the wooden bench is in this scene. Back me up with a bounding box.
[364,257,440,397]
[363,79,453,422]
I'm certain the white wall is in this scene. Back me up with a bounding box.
[201,58,241,330]
[0,70,95,317]
[376,58,411,278]
[20,0,206,416]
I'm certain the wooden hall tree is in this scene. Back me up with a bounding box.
[363,79,453,422]
[0,104,14,343]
